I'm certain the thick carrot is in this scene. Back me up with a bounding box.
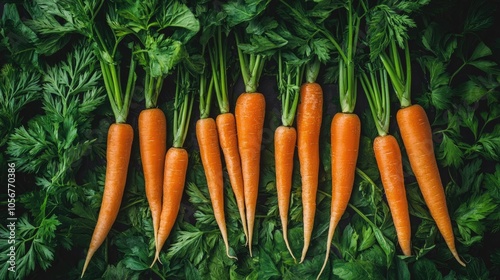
[318,112,360,279]
[397,104,465,266]
[81,123,134,277]
[216,112,248,243]
[138,108,166,249]
[151,147,189,266]
[373,135,411,256]
[235,92,266,257]
[297,82,323,263]
[274,125,297,261]
[196,118,236,259]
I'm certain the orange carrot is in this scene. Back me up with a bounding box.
[196,118,236,259]
[373,135,411,256]
[274,125,297,261]
[81,123,134,277]
[138,108,166,249]
[216,113,248,243]
[297,82,323,263]
[235,92,266,257]
[152,147,189,265]
[318,112,360,278]
[397,104,465,266]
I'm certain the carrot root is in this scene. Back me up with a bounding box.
[81,123,134,278]
[139,108,166,250]
[151,147,189,267]
[318,113,360,280]
[397,104,465,266]
[216,112,249,245]
[196,118,237,260]
[297,82,323,263]
[374,134,411,256]
[235,92,266,257]
[274,125,297,262]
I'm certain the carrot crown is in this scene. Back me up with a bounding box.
[210,26,231,114]
[173,66,195,148]
[360,63,391,137]
[380,40,412,108]
[277,51,305,127]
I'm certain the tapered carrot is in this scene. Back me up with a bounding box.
[210,27,249,243]
[151,67,194,266]
[397,104,465,266]
[235,92,266,257]
[216,113,248,243]
[297,82,323,263]
[81,123,134,277]
[196,118,236,259]
[360,65,412,257]
[318,112,360,279]
[152,147,189,265]
[374,135,411,256]
[274,126,297,261]
[380,40,465,266]
[138,108,166,249]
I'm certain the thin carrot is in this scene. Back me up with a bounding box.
[152,147,188,265]
[297,82,323,263]
[234,31,269,256]
[381,40,465,266]
[361,65,411,256]
[138,108,166,249]
[235,92,266,257]
[197,89,236,259]
[274,126,297,261]
[216,112,248,242]
[274,53,304,261]
[318,113,360,278]
[210,27,249,243]
[152,67,194,266]
[397,104,465,266]
[81,46,137,278]
[81,123,134,277]
[374,135,411,256]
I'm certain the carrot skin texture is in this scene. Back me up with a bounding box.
[138,108,166,249]
[397,104,465,266]
[196,118,235,259]
[297,82,323,263]
[274,126,297,261]
[152,147,189,266]
[318,113,360,279]
[235,92,266,257]
[81,123,134,277]
[216,112,248,243]
[373,135,411,256]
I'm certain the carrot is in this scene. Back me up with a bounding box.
[274,125,297,261]
[397,104,465,266]
[216,112,248,243]
[360,65,412,257]
[374,135,411,256]
[196,117,237,259]
[81,123,134,277]
[380,40,465,266]
[210,27,249,244]
[151,67,194,266]
[138,108,166,249]
[318,112,360,279]
[151,147,189,265]
[235,92,266,257]
[297,82,323,263]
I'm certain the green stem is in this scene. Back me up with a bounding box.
[306,59,320,83]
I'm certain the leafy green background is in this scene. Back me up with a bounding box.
[1,0,500,279]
